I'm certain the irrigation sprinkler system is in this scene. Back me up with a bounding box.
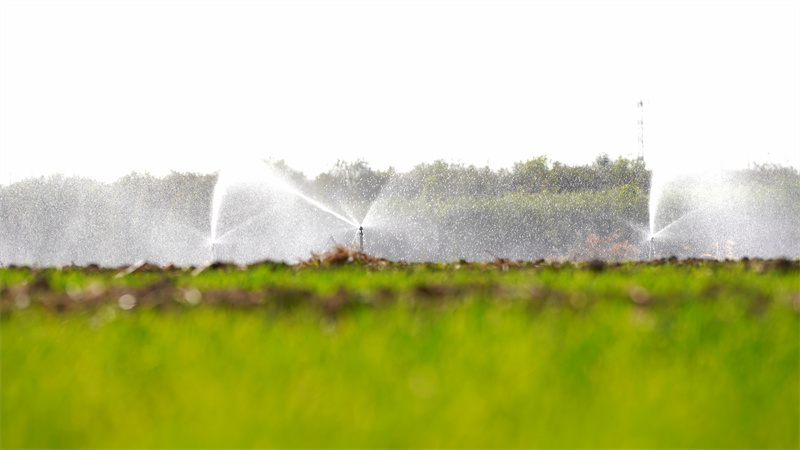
[358,226,364,252]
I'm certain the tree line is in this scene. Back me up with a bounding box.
[1,155,797,266]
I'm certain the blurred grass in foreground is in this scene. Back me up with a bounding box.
[1,260,798,448]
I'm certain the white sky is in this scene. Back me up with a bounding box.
[1,0,798,184]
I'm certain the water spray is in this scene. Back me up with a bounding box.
[358,226,364,252]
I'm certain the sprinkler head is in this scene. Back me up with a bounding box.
[359,226,363,233]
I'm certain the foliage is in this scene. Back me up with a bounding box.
[0,156,798,264]
[1,261,798,448]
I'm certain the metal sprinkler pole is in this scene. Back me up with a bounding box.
[649,237,654,260]
[358,226,364,252]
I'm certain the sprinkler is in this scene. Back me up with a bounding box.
[649,236,654,260]
[358,226,364,252]
[211,242,217,262]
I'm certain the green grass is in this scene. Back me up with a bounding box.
[1,260,798,448]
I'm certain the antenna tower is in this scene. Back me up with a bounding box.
[637,99,644,160]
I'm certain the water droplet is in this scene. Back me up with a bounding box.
[14,293,30,309]
[184,288,202,305]
[118,294,136,310]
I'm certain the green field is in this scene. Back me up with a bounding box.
[1,258,799,448]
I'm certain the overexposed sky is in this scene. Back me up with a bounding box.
[1,0,798,184]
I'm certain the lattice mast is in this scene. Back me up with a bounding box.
[637,100,644,160]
